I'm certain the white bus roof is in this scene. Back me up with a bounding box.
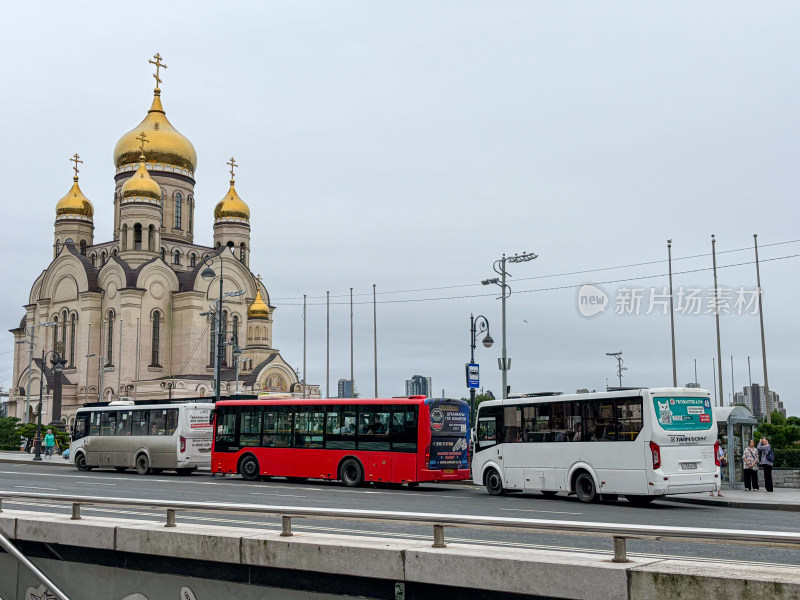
[479,387,711,409]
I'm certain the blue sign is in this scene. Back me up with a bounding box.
[466,363,480,389]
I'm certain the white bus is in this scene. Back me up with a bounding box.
[71,400,213,475]
[471,388,719,505]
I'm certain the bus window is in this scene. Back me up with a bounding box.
[390,406,417,452]
[522,405,537,442]
[477,417,497,449]
[616,398,643,441]
[100,411,117,436]
[240,406,262,447]
[503,405,522,443]
[595,401,615,441]
[131,410,149,436]
[272,406,293,448]
[564,402,582,441]
[73,413,89,441]
[150,410,167,435]
[325,406,356,450]
[358,406,390,451]
[293,409,323,448]
[116,411,132,436]
[90,412,101,436]
[215,408,238,451]
[165,408,179,435]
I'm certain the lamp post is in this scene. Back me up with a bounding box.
[18,321,57,423]
[467,314,493,424]
[606,352,627,389]
[201,245,243,403]
[482,251,537,399]
[221,332,242,396]
[34,349,63,461]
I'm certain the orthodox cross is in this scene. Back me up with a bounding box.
[149,52,167,88]
[227,157,238,180]
[136,131,149,154]
[70,153,83,177]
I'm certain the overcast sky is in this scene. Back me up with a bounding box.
[1,2,797,415]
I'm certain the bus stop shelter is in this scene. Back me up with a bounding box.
[714,405,758,490]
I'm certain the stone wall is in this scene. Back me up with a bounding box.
[759,468,800,489]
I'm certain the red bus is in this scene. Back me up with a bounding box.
[210,396,470,487]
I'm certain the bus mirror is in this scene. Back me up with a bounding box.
[209,409,216,424]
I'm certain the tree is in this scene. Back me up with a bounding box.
[770,411,786,426]
[0,417,21,451]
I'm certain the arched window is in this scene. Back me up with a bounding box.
[239,243,246,263]
[160,190,165,226]
[55,240,61,256]
[101,251,107,265]
[133,223,142,250]
[148,225,155,251]
[232,315,239,346]
[121,224,128,251]
[188,195,193,233]
[173,249,181,265]
[80,240,87,255]
[151,311,161,366]
[112,248,118,256]
[61,309,68,359]
[90,254,96,267]
[52,316,59,349]
[221,310,228,366]
[189,253,196,267]
[160,247,166,261]
[106,310,115,366]
[208,313,216,366]
[174,193,182,229]
[69,313,76,366]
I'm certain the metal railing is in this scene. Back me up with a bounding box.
[1,490,799,599]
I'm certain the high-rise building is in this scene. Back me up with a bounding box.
[733,384,784,419]
[337,379,356,398]
[405,375,432,397]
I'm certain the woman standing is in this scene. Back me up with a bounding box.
[743,439,759,491]
[757,437,774,492]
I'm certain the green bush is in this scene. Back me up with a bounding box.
[13,422,70,453]
[775,448,800,469]
[0,417,22,450]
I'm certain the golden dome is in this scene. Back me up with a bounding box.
[248,290,269,319]
[55,176,94,220]
[214,179,250,222]
[121,154,162,202]
[113,90,197,173]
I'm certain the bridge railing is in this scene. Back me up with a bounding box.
[2,490,799,561]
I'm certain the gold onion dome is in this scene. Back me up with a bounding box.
[56,176,94,220]
[113,89,197,173]
[214,179,250,222]
[121,154,162,201]
[248,290,270,319]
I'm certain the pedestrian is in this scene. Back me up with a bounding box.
[743,439,759,491]
[710,443,726,497]
[44,429,56,459]
[757,437,774,492]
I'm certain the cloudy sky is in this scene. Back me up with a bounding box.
[1,2,797,414]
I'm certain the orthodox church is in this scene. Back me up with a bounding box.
[8,54,316,428]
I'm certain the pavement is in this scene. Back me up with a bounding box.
[1,450,798,511]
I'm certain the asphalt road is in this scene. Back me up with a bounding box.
[1,463,798,566]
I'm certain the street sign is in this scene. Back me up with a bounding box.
[466,363,480,389]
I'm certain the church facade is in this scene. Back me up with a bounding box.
[7,54,317,428]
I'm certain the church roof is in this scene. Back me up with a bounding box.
[64,240,100,292]
[242,353,278,387]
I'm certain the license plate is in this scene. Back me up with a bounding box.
[680,463,698,470]
[444,469,455,474]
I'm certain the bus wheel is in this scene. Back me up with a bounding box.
[485,468,505,496]
[239,455,260,481]
[75,452,91,471]
[135,454,150,475]
[114,467,127,473]
[625,494,656,506]
[340,459,363,487]
[574,472,597,503]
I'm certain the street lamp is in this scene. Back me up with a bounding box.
[467,314,493,425]
[221,333,243,395]
[17,321,57,423]
[34,349,63,461]
[482,251,537,399]
[201,244,243,403]
[606,352,627,389]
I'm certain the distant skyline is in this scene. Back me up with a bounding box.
[0,2,797,414]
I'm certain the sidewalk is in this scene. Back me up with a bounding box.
[660,487,800,512]
[0,450,72,466]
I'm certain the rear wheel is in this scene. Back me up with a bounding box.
[340,459,363,487]
[75,452,91,471]
[574,472,597,503]
[541,490,558,497]
[484,468,505,496]
[135,454,150,475]
[114,467,127,473]
[626,494,656,506]
[239,455,260,481]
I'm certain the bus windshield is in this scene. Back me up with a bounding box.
[652,396,713,431]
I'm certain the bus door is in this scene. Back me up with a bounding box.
[474,405,502,479]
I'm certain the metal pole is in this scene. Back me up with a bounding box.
[748,356,752,387]
[373,284,378,398]
[117,318,122,398]
[694,358,697,387]
[754,234,771,423]
[215,258,223,403]
[302,294,307,399]
[134,317,140,401]
[98,320,106,402]
[712,357,717,406]
[501,255,508,399]
[34,349,44,461]
[235,353,240,395]
[730,355,734,407]
[84,322,91,405]
[24,327,34,424]
[350,287,354,397]
[711,235,724,407]
[326,291,330,398]
[469,314,476,425]
[668,240,677,387]
[0,530,73,600]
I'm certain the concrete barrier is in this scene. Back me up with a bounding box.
[1,510,799,599]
